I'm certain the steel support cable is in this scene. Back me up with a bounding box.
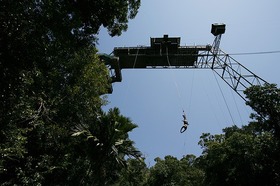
[228,50,280,56]
[203,76,223,128]
[230,86,244,125]
[212,71,235,125]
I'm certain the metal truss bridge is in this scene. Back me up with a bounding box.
[100,24,267,101]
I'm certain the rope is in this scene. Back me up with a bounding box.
[166,46,184,112]
[212,71,235,125]
[132,47,140,69]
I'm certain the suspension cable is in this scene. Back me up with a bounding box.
[228,50,280,56]
[230,87,244,125]
[212,71,235,124]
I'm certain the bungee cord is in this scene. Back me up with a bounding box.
[166,46,190,133]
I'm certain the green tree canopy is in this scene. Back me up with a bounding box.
[0,0,141,185]
[115,158,148,186]
[198,84,280,185]
[244,83,280,138]
[1,0,141,113]
[72,108,142,185]
[147,155,204,186]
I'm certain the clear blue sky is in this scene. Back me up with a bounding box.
[98,0,280,166]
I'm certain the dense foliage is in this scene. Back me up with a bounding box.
[0,0,141,185]
[147,155,204,186]
[245,83,280,139]
[197,84,280,185]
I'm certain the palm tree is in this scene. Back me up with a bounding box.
[72,108,142,185]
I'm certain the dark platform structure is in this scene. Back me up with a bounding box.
[107,35,211,83]
[114,36,211,69]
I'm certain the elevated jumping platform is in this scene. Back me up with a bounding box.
[108,35,211,82]
[114,45,211,68]
[114,35,211,69]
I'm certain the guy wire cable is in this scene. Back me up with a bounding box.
[212,71,235,125]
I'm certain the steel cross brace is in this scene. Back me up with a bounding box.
[195,48,268,101]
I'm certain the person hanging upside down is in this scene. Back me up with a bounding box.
[180,111,189,133]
